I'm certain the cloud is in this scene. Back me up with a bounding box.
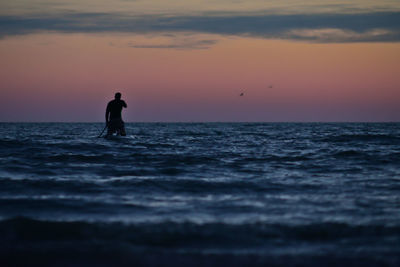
[128,38,218,50]
[284,28,400,43]
[0,11,399,43]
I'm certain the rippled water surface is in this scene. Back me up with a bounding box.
[0,123,399,266]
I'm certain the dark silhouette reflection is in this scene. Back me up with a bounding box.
[105,92,127,137]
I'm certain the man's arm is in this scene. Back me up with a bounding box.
[122,100,127,108]
[105,104,110,125]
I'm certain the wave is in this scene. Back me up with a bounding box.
[1,217,399,247]
[331,150,400,165]
[322,134,400,144]
[0,176,280,195]
[0,177,105,194]
[333,150,364,157]
[0,217,398,267]
[44,153,116,163]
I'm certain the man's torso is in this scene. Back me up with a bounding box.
[107,99,126,120]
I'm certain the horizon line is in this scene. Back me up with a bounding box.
[0,121,399,124]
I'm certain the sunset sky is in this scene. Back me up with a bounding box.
[1,0,399,122]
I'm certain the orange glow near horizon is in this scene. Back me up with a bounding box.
[0,33,400,122]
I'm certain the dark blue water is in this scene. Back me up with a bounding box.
[0,123,399,266]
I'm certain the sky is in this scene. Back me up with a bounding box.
[0,0,399,122]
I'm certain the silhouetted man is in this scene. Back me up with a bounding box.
[106,92,127,136]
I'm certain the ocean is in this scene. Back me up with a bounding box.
[0,122,399,266]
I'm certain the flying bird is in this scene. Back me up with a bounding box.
[239,92,244,96]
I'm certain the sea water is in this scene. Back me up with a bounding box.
[0,123,399,266]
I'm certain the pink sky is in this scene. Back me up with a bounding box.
[0,33,399,122]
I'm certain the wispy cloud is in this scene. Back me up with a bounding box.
[128,38,218,50]
[1,11,399,43]
[285,28,400,43]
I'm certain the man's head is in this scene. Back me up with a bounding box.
[115,92,122,100]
